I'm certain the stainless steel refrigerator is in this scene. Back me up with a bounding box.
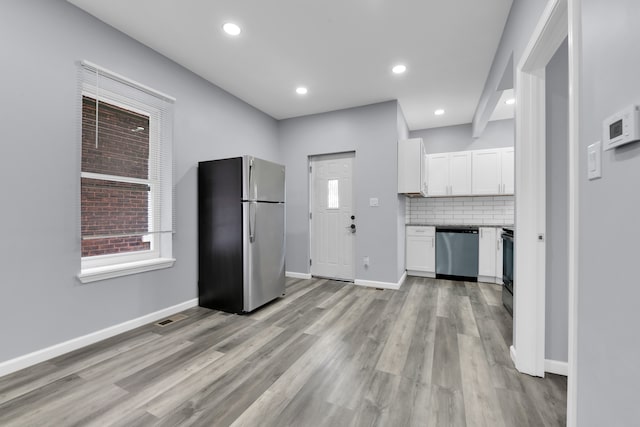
[198,156,285,313]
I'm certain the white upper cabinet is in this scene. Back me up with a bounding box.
[398,138,427,196]
[422,146,514,198]
[501,147,515,194]
[472,150,501,195]
[426,153,450,196]
[426,152,471,196]
[449,152,472,195]
[471,147,514,196]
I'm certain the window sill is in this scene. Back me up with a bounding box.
[78,258,176,284]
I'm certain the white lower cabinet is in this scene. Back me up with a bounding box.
[478,227,503,284]
[406,226,435,277]
[495,232,503,285]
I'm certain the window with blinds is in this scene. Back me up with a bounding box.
[78,61,176,283]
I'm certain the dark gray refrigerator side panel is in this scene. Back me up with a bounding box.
[242,202,286,312]
[198,158,244,313]
[243,156,286,202]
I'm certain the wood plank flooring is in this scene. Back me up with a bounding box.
[0,277,567,426]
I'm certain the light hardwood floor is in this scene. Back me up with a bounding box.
[0,277,567,426]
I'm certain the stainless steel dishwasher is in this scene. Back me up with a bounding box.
[435,226,479,281]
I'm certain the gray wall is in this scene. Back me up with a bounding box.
[410,119,514,154]
[278,101,401,284]
[0,0,280,363]
[578,1,640,424]
[472,0,548,136]
[545,38,568,363]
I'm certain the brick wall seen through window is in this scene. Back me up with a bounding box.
[81,96,151,257]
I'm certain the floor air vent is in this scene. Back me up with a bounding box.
[155,313,188,327]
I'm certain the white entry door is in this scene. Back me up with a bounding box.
[310,153,355,281]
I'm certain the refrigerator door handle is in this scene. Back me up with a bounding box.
[249,202,256,243]
[248,157,254,201]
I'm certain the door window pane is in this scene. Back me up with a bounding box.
[327,179,339,209]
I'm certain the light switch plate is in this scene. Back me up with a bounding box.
[587,141,602,180]
[369,197,379,207]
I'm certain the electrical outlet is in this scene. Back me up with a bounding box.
[363,256,370,267]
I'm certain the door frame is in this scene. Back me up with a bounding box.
[513,0,567,375]
[308,151,356,281]
[566,0,580,425]
[515,0,579,424]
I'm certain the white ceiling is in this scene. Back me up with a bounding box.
[68,0,513,131]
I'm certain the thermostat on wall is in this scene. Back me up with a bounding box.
[602,105,640,151]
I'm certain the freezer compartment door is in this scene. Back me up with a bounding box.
[243,201,285,312]
[243,156,285,202]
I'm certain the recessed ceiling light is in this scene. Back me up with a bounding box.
[434,109,445,116]
[392,64,407,74]
[505,98,516,105]
[223,22,241,36]
[296,87,308,95]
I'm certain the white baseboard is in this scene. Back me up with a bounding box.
[545,359,569,376]
[287,271,408,290]
[355,271,407,290]
[285,271,312,280]
[509,346,566,377]
[478,275,503,285]
[407,270,436,278]
[0,298,198,378]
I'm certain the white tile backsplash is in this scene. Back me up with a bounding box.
[406,196,514,225]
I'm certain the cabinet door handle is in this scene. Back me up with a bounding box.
[432,237,434,248]
[498,184,501,194]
